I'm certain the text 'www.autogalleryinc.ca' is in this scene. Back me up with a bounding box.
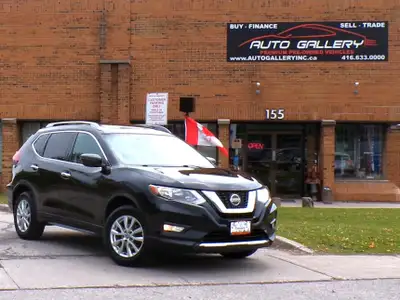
[229,55,318,61]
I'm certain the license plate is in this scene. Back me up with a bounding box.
[230,221,251,236]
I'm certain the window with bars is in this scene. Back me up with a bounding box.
[335,124,385,180]
[20,121,50,144]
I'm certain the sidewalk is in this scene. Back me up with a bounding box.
[280,199,400,208]
[1,206,400,291]
[0,204,9,213]
[264,249,400,280]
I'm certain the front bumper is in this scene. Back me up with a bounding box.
[146,195,278,254]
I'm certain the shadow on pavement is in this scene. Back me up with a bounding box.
[37,230,106,255]
[35,230,269,271]
[145,253,268,272]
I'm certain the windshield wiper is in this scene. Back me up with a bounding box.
[139,164,165,167]
[180,165,203,168]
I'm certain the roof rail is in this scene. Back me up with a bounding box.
[133,124,172,134]
[45,121,101,129]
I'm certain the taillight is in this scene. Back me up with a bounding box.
[12,150,20,165]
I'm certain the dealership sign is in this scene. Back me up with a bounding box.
[226,21,388,62]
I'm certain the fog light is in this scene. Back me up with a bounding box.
[163,224,185,233]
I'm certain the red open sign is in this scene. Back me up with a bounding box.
[248,142,264,150]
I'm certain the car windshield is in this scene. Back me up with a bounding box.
[104,133,215,168]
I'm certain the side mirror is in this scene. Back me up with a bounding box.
[80,153,103,168]
[206,156,217,166]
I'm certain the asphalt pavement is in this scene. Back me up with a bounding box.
[0,280,400,300]
[1,209,400,299]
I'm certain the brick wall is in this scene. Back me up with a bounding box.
[332,124,400,202]
[1,119,20,189]
[1,0,398,124]
[320,121,335,190]
[100,63,114,124]
[334,182,400,202]
[130,0,399,122]
[385,126,400,188]
[1,0,398,122]
[1,0,400,201]
[116,64,131,125]
[217,123,230,168]
[0,0,103,120]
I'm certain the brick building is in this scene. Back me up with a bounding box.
[0,0,399,201]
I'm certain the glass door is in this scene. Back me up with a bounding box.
[245,132,304,198]
[275,133,303,197]
[246,134,273,189]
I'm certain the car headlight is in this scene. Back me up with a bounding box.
[149,185,205,205]
[256,187,271,205]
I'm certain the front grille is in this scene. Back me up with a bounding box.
[203,197,253,219]
[215,191,248,209]
[222,213,255,220]
[202,229,268,243]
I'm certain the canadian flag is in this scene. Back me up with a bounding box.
[184,116,229,157]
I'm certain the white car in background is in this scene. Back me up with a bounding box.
[335,152,356,176]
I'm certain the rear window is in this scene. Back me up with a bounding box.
[33,134,50,156]
[43,132,77,161]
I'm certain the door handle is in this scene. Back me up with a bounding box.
[31,164,39,171]
[60,171,71,179]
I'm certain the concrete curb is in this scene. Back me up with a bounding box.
[276,235,315,254]
[0,204,10,213]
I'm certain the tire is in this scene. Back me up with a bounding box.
[13,191,45,240]
[104,205,151,267]
[220,249,257,259]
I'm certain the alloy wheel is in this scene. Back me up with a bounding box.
[109,215,144,258]
[16,199,31,233]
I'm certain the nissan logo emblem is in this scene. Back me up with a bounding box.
[229,194,241,206]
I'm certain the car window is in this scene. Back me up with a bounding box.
[70,133,104,164]
[33,134,50,156]
[103,133,214,168]
[43,132,77,161]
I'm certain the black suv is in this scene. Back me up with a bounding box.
[7,121,277,266]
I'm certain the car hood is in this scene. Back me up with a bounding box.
[129,166,263,191]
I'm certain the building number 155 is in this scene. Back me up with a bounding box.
[265,109,285,120]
